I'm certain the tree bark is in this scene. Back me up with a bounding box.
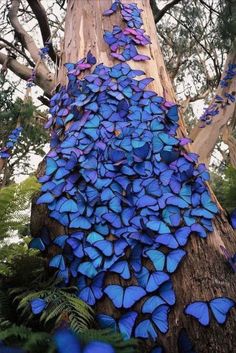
[30,1,236,352]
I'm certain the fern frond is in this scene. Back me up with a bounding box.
[78,329,138,353]
[17,288,93,332]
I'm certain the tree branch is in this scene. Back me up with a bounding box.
[150,0,183,23]
[190,45,236,166]
[26,0,57,63]
[0,37,35,67]
[0,51,53,96]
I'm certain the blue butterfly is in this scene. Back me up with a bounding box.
[157,280,176,306]
[53,235,68,248]
[97,311,137,340]
[152,304,170,333]
[77,273,104,305]
[54,329,81,353]
[49,255,66,271]
[146,249,186,273]
[178,328,196,353]
[29,237,46,251]
[230,209,236,229]
[134,319,157,340]
[104,285,146,308]
[184,297,235,326]
[30,298,46,315]
[137,267,169,292]
[110,260,130,279]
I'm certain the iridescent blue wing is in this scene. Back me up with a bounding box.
[29,237,45,251]
[54,329,81,353]
[49,254,66,271]
[152,305,170,333]
[230,209,236,229]
[156,234,179,249]
[142,296,166,314]
[145,250,165,271]
[30,298,46,315]
[174,227,191,246]
[209,297,235,324]
[37,192,54,204]
[158,281,176,305]
[53,235,68,248]
[118,311,138,340]
[134,319,157,340]
[104,285,123,308]
[184,301,209,326]
[191,224,207,238]
[201,191,218,214]
[110,260,131,279]
[178,328,196,353]
[97,314,117,331]
[166,249,186,273]
[123,286,146,308]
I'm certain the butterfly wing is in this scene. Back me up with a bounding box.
[152,305,170,333]
[110,260,131,279]
[118,311,138,340]
[146,250,165,271]
[209,297,235,324]
[142,296,166,314]
[184,301,209,326]
[54,329,81,353]
[30,298,46,315]
[166,249,186,273]
[97,314,117,331]
[104,285,123,308]
[178,328,196,353]
[158,281,176,305]
[124,286,146,308]
[134,319,157,340]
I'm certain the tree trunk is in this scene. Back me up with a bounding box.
[190,45,236,166]
[30,1,236,352]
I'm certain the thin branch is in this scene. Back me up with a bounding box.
[0,51,53,96]
[0,37,35,67]
[150,0,183,23]
[168,12,221,79]
[198,0,220,15]
[26,0,57,63]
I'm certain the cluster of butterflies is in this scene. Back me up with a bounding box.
[0,126,23,159]
[220,63,236,88]
[31,0,235,347]
[103,0,151,62]
[33,50,222,342]
[200,63,236,127]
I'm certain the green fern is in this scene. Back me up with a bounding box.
[78,329,138,353]
[0,322,52,353]
[16,287,93,332]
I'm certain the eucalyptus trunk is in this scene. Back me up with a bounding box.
[30,1,236,352]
